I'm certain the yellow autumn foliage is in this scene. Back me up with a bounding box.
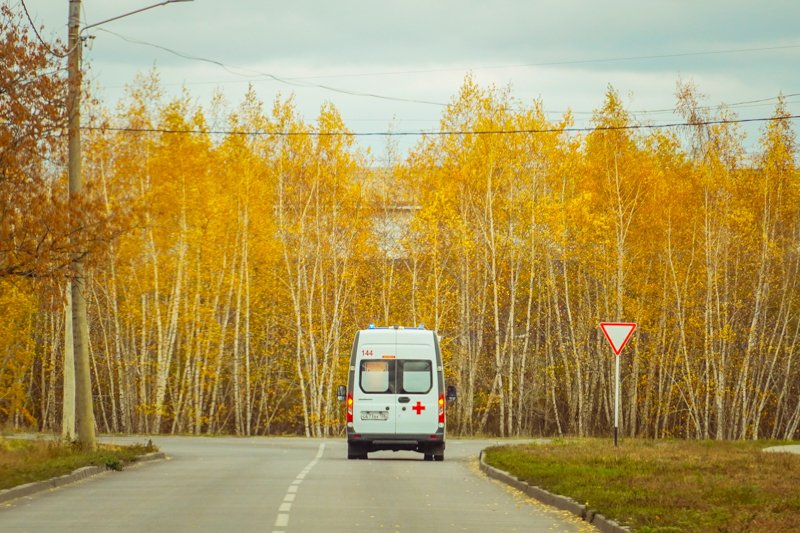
[2,52,798,441]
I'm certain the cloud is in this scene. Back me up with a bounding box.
[20,0,800,159]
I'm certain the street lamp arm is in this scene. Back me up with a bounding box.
[81,0,192,34]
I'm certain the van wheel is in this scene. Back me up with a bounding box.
[348,443,367,460]
[423,453,433,461]
[348,452,368,459]
[433,453,444,462]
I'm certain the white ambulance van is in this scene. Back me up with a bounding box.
[337,325,456,461]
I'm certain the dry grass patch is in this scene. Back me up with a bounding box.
[484,438,800,532]
[0,437,156,491]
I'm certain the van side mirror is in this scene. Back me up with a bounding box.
[336,385,346,402]
[446,385,457,403]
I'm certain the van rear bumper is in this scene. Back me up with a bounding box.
[347,430,445,453]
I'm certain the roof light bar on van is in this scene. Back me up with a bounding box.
[368,323,375,329]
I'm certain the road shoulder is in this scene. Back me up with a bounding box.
[0,451,166,505]
[478,449,630,533]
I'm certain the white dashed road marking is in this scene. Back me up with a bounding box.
[274,513,289,527]
[272,443,325,532]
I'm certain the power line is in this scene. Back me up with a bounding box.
[95,72,800,120]
[533,93,800,117]
[510,44,800,69]
[95,28,447,107]
[287,44,800,81]
[619,93,800,116]
[88,28,800,120]
[19,0,80,59]
[80,114,800,138]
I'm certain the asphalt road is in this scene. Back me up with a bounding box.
[0,436,593,532]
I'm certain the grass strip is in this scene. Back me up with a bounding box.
[0,438,156,491]
[484,438,800,533]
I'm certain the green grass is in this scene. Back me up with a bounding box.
[0,438,156,491]
[484,438,800,532]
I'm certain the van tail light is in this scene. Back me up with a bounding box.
[438,393,445,424]
[347,393,354,424]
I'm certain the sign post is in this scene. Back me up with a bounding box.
[599,322,637,447]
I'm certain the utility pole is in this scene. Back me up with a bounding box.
[64,0,192,448]
[67,0,96,451]
[62,282,75,441]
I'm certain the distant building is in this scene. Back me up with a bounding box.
[373,204,420,260]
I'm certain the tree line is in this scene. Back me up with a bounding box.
[2,8,799,439]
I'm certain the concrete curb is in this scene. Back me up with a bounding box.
[0,451,166,505]
[479,450,630,533]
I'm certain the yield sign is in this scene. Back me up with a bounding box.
[600,322,637,355]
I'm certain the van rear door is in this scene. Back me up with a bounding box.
[352,341,396,435]
[394,343,439,435]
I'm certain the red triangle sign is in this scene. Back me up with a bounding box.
[600,322,637,355]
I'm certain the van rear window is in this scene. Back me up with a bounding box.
[360,360,392,393]
[359,359,432,394]
[401,360,432,393]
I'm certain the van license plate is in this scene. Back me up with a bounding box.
[361,411,389,421]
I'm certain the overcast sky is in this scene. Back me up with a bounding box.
[16,0,800,161]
